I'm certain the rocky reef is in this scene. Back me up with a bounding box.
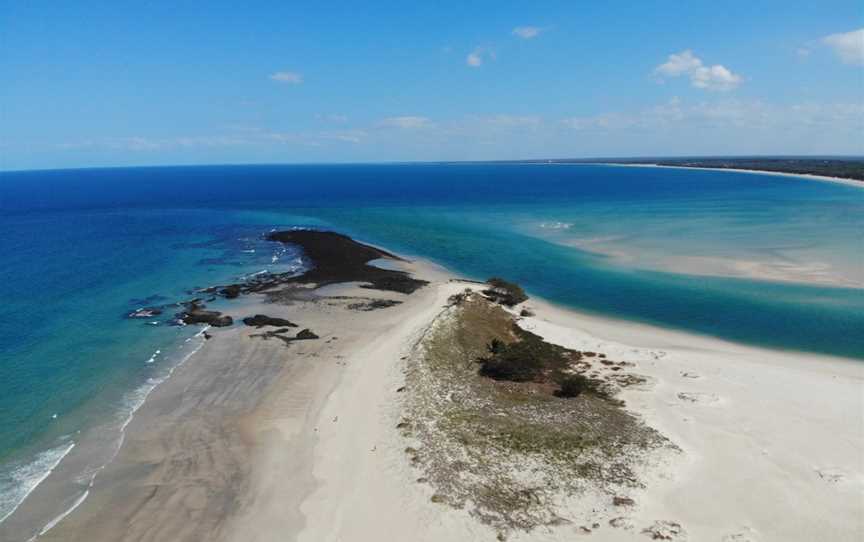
[207,230,429,299]
[177,301,233,327]
[242,314,298,328]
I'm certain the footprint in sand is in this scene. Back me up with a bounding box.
[641,520,686,540]
[676,391,720,405]
[814,467,847,484]
[608,516,634,530]
[722,526,761,541]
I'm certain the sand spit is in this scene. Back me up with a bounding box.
[23,233,863,542]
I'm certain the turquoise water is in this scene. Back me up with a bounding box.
[0,163,862,534]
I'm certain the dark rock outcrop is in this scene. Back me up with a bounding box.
[177,302,233,327]
[242,314,298,328]
[210,230,428,299]
[220,285,242,299]
[295,328,319,340]
[347,299,402,311]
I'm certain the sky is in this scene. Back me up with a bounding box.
[1,0,863,170]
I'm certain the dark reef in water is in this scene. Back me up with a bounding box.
[168,230,427,328]
[208,230,428,298]
[266,230,428,293]
[177,301,233,327]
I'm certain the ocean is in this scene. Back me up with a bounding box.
[1,163,862,533]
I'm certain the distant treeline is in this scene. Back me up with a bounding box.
[507,157,864,182]
[651,158,864,182]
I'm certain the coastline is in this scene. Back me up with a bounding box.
[594,162,864,188]
[7,237,863,541]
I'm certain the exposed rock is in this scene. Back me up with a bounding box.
[613,496,635,507]
[220,285,242,299]
[295,328,319,340]
[347,299,403,311]
[266,230,428,294]
[177,302,233,327]
[242,314,298,328]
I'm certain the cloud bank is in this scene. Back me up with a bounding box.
[655,50,742,91]
[822,28,864,65]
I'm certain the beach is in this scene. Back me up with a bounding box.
[13,234,860,542]
[597,162,864,189]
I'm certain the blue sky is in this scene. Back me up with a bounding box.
[1,1,862,170]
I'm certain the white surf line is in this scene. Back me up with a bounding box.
[0,442,76,526]
[29,326,211,540]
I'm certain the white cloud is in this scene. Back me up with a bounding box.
[561,98,864,134]
[485,114,542,127]
[466,47,496,67]
[322,130,367,144]
[269,71,303,84]
[654,50,742,91]
[822,28,864,65]
[466,49,483,67]
[512,26,542,39]
[378,116,433,129]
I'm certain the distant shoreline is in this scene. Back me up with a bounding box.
[594,162,864,188]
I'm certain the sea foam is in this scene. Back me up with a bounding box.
[0,441,76,525]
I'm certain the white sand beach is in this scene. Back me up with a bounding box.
[32,257,863,542]
[598,162,864,189]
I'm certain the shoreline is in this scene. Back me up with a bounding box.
[594,162,864,188]
[0,327,212,541]
[6,235,862,541]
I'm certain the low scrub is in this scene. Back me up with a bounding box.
[555,374,606,398]
[483,277,528,307]
[478,326,609,399]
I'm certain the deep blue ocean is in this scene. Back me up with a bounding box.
[1,163,862,531]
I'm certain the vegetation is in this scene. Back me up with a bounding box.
[477,325,609,399]
[652,157,864,181]
[555,374,604,398]
[399,292,672,532]
[512,157,864,182]
[483,277,528,307]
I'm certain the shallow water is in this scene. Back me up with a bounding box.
[0,163,862,533]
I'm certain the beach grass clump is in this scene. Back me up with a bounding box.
[400,293,671,532]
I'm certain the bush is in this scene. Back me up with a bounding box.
[483,277,528,307]
[554,373,609,399]
[479,338,545,382]
[487,338,505,354]
[555,374,589,397]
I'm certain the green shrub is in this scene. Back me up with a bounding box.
[484,277,528,307]
[555,375,589,397]
[479,342,545,382]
